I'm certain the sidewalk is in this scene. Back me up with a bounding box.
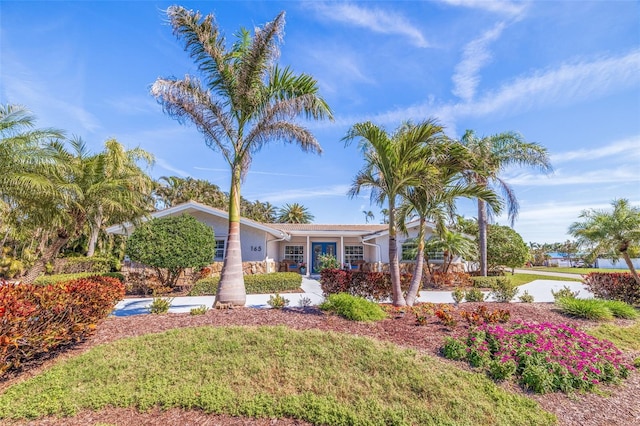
[111,275,591,316]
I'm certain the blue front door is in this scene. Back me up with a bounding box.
[312,242,337,273]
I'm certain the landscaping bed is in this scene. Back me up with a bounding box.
[1,302,639,426]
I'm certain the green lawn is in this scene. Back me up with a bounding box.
[588,321,640,351]
[0,326,556,426]
[529,267,629,274]
[510,273,582,286]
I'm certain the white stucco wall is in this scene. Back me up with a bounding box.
[595,258,640,269]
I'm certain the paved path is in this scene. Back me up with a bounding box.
[112,275,591,316]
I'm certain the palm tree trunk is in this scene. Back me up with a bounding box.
[478,199,488,276]
[622,252,640,285]
[405,219,426,306]
[215,166,246,306]
[86,210,103,257]
[388,202,406,306]
[22,229,70,284]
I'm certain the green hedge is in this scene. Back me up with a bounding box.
[189,272,302,296]
[470,276,502,288]
[55,256,119,274]
[319,293,387,322]
[34,272,125,286]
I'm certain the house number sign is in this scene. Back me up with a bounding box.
[250,245,262,252]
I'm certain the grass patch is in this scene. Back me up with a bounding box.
[588,322,640,351]
[530,267,628,274]
[319,293,387,322]
[0,326,556,425]
[510,273,581,286]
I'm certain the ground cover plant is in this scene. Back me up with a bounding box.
[587,322,640,351]
[443,321,634,394]
[0,326,556,425]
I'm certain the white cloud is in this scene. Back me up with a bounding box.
[506,166,638,186]
[194,166,319,178]
[106,96,159,116]
[551,136,640,164]
[452,22,506,101]
[439,0,528,19]
[310,2,430,48]
[154,158,192,178]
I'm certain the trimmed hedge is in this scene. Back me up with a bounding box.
[471,276,502,289]
[583,272,640,305]
[320,269,413,301]
[54,256,119,274]
[34,272,125,286]
[0,276,125,375]
[189,272,302,296]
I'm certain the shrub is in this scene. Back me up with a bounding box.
[451,287,465,304]
[460,306,510,326]
[54,256,118,274]
[190,305,208,315]
[34,272,122,286]
[470,276,501,288]
[464,288,485,302]
[126,214,216,287]
[298,296,312,308]
[319,293,387,322]
[583,272,640,305]
[555,298,614,321]
[434,306,457,327]
[551,285,580,300]
[442,337,466,360]
[320,269,412,302]
[488,277,519,303]
[443,322,634,393]
[518,290,534,303]
[315,253,340,273]
[0,277,124,374]
[267,293,290,309]
[148,297,173,314]
[189,272,302,296]
[125,272,172,296]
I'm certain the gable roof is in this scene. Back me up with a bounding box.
[105,201,287,238]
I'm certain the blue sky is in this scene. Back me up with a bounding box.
[1,0,639,244]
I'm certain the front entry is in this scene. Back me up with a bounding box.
[311,242,337,273]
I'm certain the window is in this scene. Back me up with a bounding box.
[426,251,445,260]
[344,245,364,263]
[401,242,418,261]
[214,239,225,260]
[284,245,304,263]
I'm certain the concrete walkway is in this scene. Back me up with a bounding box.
[112,275,591,317]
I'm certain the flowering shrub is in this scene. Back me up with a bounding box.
[0,277,124,374]
[583,272,640,305]
[442,321,634,393]
[320,269,412,301]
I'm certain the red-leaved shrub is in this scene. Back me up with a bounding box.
[320,269,413,301]
[0,276,124,375]
[430,271,472,289]
[583,272,640,305]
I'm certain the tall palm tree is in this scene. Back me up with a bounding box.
[277,203,314,223]
[397,141,502,305]
[569,199,640,284]
[460,130,552,276]
[151,6,332,306]
[21,138,155,282]
[344,120,442,306]
[154,176,227,209]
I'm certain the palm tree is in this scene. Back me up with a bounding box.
[21,138,155,282]
[277,203,314,223]
[397,141,502,305]
[569,199,640,284]
[85,139,154,257]
[154,176,227,209]
[151,6,332,306]
[460,130,552,276]
[424,230,477,274]
[344,120,442,306]
[363,210,375,223]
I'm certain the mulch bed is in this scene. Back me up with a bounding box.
[2,302,639,426]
